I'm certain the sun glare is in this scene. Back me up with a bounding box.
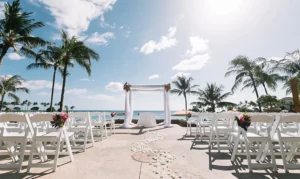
[206,0,243,15]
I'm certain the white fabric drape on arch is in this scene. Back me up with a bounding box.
[120,85,171,128]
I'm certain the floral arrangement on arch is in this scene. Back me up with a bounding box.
[235,113,251,131]
[51,113,68,129]
[164,83,171,92]
[123,82,131,92]
[111,112,116,117]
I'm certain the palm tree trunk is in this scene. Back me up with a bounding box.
[184,93,188,121]
[291,78,300,112]
[50,67,57,112]
[0,46,9,67]
[59,64,68,112]
[262,82,269,95]
[0,95,4,111]
[250,74,262,112]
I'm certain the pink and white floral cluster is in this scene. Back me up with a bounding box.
[51,113,68,129]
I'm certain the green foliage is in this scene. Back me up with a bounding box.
[30,106,39,111]
[0,0,47,65]
[171,76,198,120]
[257,95,280,109]
[191,83,235,112]
[0,75,29,111]
[46,107,56,112]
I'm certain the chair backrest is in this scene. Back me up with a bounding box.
[89,112,106,124]
[0,113,33,137]
[69,112,92,127]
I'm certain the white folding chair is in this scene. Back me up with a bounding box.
[261,115,300,172]
[27,113,74,172]
[0,113,32,172]
[195,113,215,141]
[230,115,277,172]
[90,112,108,140]
[68,112,95,151]
[209,112,237,152]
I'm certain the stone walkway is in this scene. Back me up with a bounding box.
[0,125,299,179]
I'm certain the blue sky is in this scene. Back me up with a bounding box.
[0,0,299,110]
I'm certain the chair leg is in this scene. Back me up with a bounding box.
[27,139,37,172]
[268,140,277,172]
[18,141,26,172]
[53,141,61,172]
[244,140,252,172]
[279,140,288,172]
[231,137,239,162]
[256,142,265,162]
[89,127,95,147]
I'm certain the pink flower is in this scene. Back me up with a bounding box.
[60,113,68,123]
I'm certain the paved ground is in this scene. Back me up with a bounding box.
[0,125,299,179]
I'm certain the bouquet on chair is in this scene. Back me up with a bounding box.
[235,113,251,131]
[51,113,68,129]
[111,112,116,117]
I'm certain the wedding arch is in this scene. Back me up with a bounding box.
[120,83,172,128]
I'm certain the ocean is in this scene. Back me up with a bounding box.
[73,110,190,120]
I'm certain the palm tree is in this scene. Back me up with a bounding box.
[58,30,99,111]
[27,45,63,112]
[253,58,283,95]
[70,106,75,111]
[0,75,29,111]
[191,83,235,112]
[21,100,27,110]
[271,50,300,112]
[225,55,262,112]
[171,76,198,120]
[0,0,47,66]
[27,101,31,110]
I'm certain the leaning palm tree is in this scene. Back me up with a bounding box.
[271,50,300,112]
[191,83,235,112]
[0,75,29,111]
[253,58,283,95]
[27,45,64,112]
[0,0,47,66]
[225,55,262,112]
[171,76,198,120]
[58,30,99,111]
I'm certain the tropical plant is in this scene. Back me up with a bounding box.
[171,76,198,120]
[27,45,64,112]
[58,30,99,111]
[225,55,262,111]
[70,106,75,110]
[270,50,300,112]
[253,58,283,95]
[30,106,39,111]
[0,75,29,111]
[21,100,27,110]
[191,83,235,112]
[257,95,280,109]
[27,101,31,110]
[0,0,47,66]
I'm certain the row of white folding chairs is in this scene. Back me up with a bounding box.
[0,112,116,172]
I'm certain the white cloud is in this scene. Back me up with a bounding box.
[22,80,62,90]
[140,26,177,54]
[32,0,117,36]
[100,21,116,29]
[8,53,25,60]
[105,82,123,92]
[133,47,139,51]
[173,36,211,71]
[171,72,191,79]
[65,88,87,95]
[120,26,124,29]
[148,74,159,80]
[86,94,115,101]
[86,32,115,45]
[51,33,61,41]
[80,78,95,82]
[125,30,131,38]
[172,54,211,71]
[0,2,5,19]
[186,37,209,56]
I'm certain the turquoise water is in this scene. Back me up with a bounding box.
[73,110,189,120]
